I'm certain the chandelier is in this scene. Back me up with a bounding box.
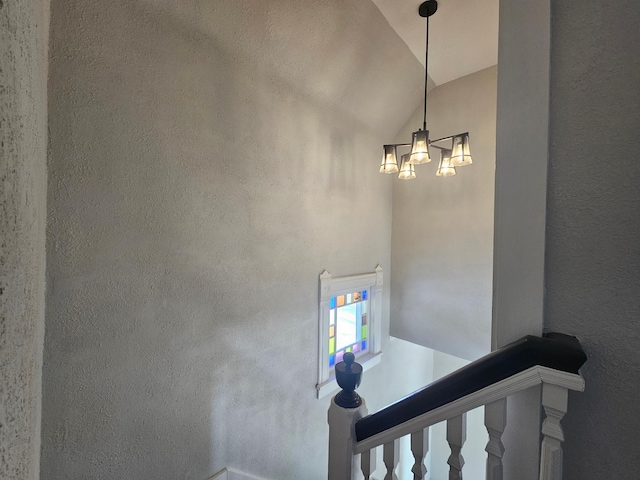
[379,0,472,179]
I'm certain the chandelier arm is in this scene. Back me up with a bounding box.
[385,133,469,149]
[429,132,470,144]
[385,143,412,148]
[428,144,447,151]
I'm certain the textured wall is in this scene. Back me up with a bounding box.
[390,66,497,361]
[42,0,423,478]
[546,0,640,478]
[0,1,49,479]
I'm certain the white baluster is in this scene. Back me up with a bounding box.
[383,439,400,480]
[447,413,467,480]
[538,383,568,480]
[360,447,377,480]
[485,398,507,480]
[410,428,429,480]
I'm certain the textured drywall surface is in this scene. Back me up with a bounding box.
[0,1,49,479]
[545,0,640,478]
[42,0,424,478]
[390,66,496,361]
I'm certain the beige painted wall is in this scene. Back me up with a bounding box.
[0,1,49,478]
[42,0,430,478]
[390,66,497,361]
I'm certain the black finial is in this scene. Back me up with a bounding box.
[344,352,355,369]
[334,353,363,408]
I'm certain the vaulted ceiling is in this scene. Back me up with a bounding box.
[372,0,499,85]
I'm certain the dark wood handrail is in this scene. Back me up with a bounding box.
[354,333,587,442]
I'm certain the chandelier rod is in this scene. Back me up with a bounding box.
[422,15,429,131]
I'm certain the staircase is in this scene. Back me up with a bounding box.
[327,333,587,480]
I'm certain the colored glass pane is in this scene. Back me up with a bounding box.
[328,288,375,368]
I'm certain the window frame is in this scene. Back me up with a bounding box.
[316,265,383,399]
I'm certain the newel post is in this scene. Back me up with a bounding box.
[327,352,368,480]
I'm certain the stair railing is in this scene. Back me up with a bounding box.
[327,333,587,480]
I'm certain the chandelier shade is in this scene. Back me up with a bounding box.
[436,148,456,177]
[379,145,399,174]
[409,130,431,164]
[398,154,417,180]
[450,133,473,167]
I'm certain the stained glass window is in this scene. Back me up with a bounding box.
[328,289,369,367]
[317,266,383,399]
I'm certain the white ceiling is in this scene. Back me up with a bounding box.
[371,0,499,85]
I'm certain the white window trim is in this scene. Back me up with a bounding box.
[316,265,384,399]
